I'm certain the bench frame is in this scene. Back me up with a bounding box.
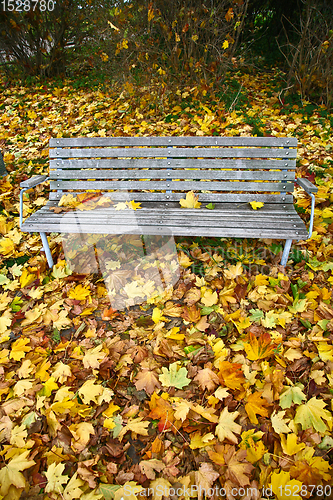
[19,136,317,269]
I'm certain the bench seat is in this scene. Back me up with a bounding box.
[22,200,308,240]
[19,136,316,268]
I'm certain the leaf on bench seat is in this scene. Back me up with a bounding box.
[249,201,264,210]
[179,191,201,209]
[49,192,114,213]
[115,201,142,210]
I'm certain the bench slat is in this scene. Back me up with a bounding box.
[50,159,296,170]
[25,217,305,232]
[34,204,301,218]
[50,180,295,192]
[21,221,307,239]
[50,137,297,147]
[49,192,293,203]
[50,147,297,159]
[41,200,298,214]
[49,169,295,182]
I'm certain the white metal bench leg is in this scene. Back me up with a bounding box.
[40,232,54,268]
[280,239,293,266]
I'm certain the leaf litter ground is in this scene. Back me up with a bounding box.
[0,69,333,499]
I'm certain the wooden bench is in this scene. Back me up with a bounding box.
[19,136,317,269]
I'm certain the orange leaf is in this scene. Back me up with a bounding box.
[148,393,174,431]
[245,392,270,424]
[243,331,277,361]
[182,305,201,323]
[101,307,119,320]
[225,7,234,22]
[219,361,245,391]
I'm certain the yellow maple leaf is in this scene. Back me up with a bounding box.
[222,40,229,49]
[215,407,241,444]
[317,342,333,362]
[270,410,291,434]
[127,200,142,210]
[243,436,267,464]
[52,361,72,383]
[114,482,144,500]
[17,359,34,379]
[243,331,276,360]
[10,337,31,361]
[0,238,15,256]
[63,473,84,500]
[40,377,59,397]
[223,262,243,280]
[201,288,218,306]
[21,305,45,326]
[103,418,116,429]
[115,202,128,210]
[52,309,72,330]
[152,307,166,324]
[322,207,333,218]
[118,417,149,441]
[178,252,193,268]
[281,433,305,456]
[173,399,192,422]
[10,424,28,448]
[83,345,107,369]
[190,431,216,449]
[45,462,69,494]
[103,402,121,417]
[270,470,302,500]
[13,379,33,397]
[51,399,75,415]
[0,450,35,496]
[78,379,103,404]
[249,201,264,210]
[179,191,201,208]
[69,422,95,452]
[294,397,332,432]
[19,268,36,288]
[0,310,12,334]
[58,194,77,207]
[35,359,51,382]
[68,284,91,301]
[255,274,269,286]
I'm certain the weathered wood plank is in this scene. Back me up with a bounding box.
[39,204,298,217]
[27,213,306,230]
[50,147,297,159]
[31,203,302,217]
[49,191,294,203]
[50,136,298,147]
[50,159,296,170]
[49,169,295,182]
[50,180,295,192]
[21,221,308,239]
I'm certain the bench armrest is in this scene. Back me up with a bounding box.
[20,175,49,228]
[295,178,317,239]
[296,178,318,194]
[20,175,49,188]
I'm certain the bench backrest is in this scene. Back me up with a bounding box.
[49,137,297,204]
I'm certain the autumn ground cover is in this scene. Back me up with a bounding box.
[1,67,333,499]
